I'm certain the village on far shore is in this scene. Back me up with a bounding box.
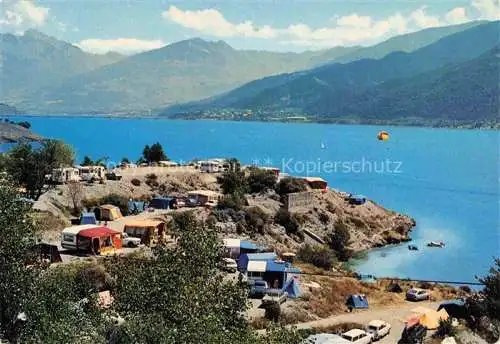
[22,148,492,344]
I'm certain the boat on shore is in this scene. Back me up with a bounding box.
[427,241,445,248]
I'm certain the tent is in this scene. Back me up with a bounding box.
[150,197,175,210]
[80,212,97,225]
[77,226,122,255]
[345,294,369,309]
[123,219,165,246]
[99,205,123,221]
[127,200,145,214]
[438,300,468,319]
[238,252,277,271]
[283,277,302,298]
[418,309,449,329]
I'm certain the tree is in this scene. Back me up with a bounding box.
[120,157,129,165]
[81,156,94,166]
[0,181,38,342]
[328,222,353,261]
[67,181,83,215]
[247,168,277,194]
[217,159,247,195]
[6,140,74,200]
[478,258,500,320]
[142,142,167,163]
[275,178,307,196]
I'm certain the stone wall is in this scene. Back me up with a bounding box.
[285,191,315,211]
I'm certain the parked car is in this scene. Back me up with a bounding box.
[341,329,373,344]
[105,171,122,181]
[406,288,430,301]
[262,290,288,305]
[248,279,268,298]
[122,233,141,247]
[221,258,237,273]
[366,320,391,341]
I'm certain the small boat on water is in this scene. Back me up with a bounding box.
[408,245,419,251]
[427,241,445,248]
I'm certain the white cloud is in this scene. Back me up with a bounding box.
[162,6,276,39]
[409,6,442,29]
[336,14,372,28]
[445,7,469,24]
[77,38,166,55]
[471,0,500,20]
[0,0,49,28]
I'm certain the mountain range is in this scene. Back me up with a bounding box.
[1,21,498,126]
[163,21,499,126]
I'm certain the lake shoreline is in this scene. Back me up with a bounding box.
[3,113,499,130]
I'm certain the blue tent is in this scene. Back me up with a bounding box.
[349,195,367,205]
[238,252,277,271]
[79,212,97,225]
[240,240,264,252]
[283,277,302,298]
[438,299,467,319]
[150,197,174,210]
[346,294,369,309]
[127,200,145,214]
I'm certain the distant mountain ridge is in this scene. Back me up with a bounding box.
[163,21,499,127]
[1,21,491,116]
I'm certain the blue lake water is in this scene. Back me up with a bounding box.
[9,116,500,282]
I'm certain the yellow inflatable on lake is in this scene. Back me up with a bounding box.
[377,131,390,141]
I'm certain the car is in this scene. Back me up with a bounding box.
[262,290,288,305]
[121,233,141,247]
[366,320,391,341]
[221,258,237,273]
[341,329,373,344]
[248,279,269,298]
[105,171,122,180]
[406,288,430,301]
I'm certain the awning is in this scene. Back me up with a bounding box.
[223,238,240,248]
[247,260,267,272]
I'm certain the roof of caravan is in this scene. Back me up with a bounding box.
[303,177,327,183]
[61,224,99,235]
[123,219,163,228]
[100,204,120,210]
[187,190,221,196]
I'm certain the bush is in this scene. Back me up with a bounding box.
[459,285,472,294]
[319,212,330,224]
[434,318,456,338]
[276,177,307,196]
[297,244,337,270]
[247,169,277,194]
[275,208,300,235]
[245,206,269,234]
[264,303,281,322]
[217,193,246,211]
[328,222,353,262]
[145,173,159,187]
[131,178,141,186]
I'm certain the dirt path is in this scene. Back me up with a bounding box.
[294,301,440,343]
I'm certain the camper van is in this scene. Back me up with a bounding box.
[199,160,222,173]
[50,168,81,184]
[79,166,106,182]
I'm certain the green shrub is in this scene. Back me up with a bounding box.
[297,244,337,270]
[145,173,159,187]
[247,169,277,193]
[328,222,353,261]
[319,212,330,224]
[264,303,281,322]
[275,208,300,235]
[434,318,456,338]
[131,178,141,186]
[217,193,246,211]
[245,206,269,234]
[276,177,307,196]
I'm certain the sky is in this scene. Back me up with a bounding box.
[0,0,498,54]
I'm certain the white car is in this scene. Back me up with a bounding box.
[366,320,391,341]
[262,290,288,305]
[406,288,431,301]
[341,329,373,344]
[122,233,141,247]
